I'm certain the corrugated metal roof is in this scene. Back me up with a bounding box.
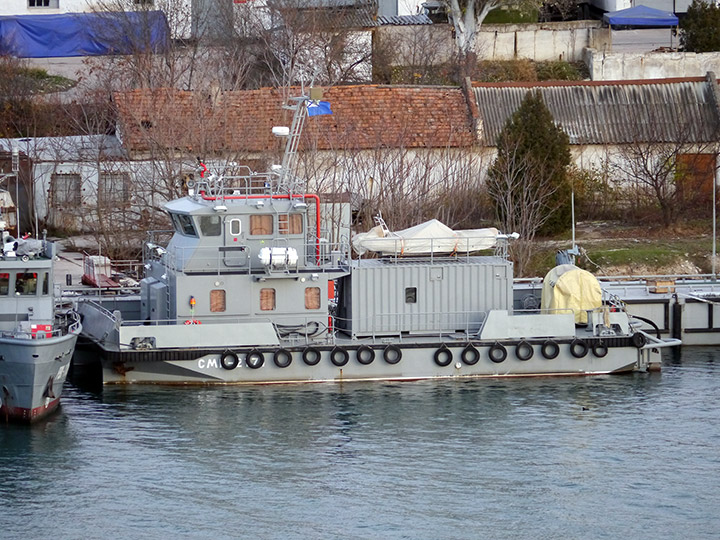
[377,14,433,25]
[473,78,720,145]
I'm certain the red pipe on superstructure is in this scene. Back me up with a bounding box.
[199,192,322,262]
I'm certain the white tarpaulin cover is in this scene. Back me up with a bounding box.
[541,264,602,324]
[352,219,499,256]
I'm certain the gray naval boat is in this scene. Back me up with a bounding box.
[0,229,81,423]
[73,96,680,385]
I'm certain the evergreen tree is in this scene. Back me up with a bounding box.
[487,90,571,239]
[681,0,720,52]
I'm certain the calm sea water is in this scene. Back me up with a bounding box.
[2,348,720,540]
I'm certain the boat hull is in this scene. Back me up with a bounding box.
[0,333,78,423]
[77,337,654,385]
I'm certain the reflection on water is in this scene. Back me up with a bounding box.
[2,348,720,539]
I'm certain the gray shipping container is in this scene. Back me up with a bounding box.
[338,257,513,337]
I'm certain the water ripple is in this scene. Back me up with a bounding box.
[1,348,720,539]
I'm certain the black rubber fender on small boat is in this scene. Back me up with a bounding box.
[570,339,588,358]
[220,351,239,370]
[515,340,533,361]
[541,340,559,359]
[592,341,609,358]
[433,344,453,367]
[383,345,402,364]
[489,342,507,364]
[302,347,321,366]
[461,343,480,365]
[356,345,375,365]
[273,348,292,368]
[330,346,349,367]
[631,332,647,348]
[245,349,265,369]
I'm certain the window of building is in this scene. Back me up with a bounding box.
[305,287,321,310]
[15,272,37,295]
[98,172,131,205]
[210,289,226,312]
[279,214,303,235]
[260,288,276,311]
[405,287,417,303]
[198,215,222,236]
[29,0,58,7]
[51,173,81,208]
[0,273,8,295]
[250,214,273,235]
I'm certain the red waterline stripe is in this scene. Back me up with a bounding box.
[1,398,60,423]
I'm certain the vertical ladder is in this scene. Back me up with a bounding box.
[279,97,308,190]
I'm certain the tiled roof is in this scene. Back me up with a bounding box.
[113,85,475,155]
[472,76,720,145]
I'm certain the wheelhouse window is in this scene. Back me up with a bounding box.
[210,290,226,312]
[250,215,273,236]
[42,272,49,295]
[279,214,303,235]
[260,288,276,311]
[15,272,38,295]
[98,172,131,205]
[198,215,222,236]
[171,213,198,237]
[229,218,241,236]
[305,287,321,310]
[51,173,81,208]
[0,273,8,295]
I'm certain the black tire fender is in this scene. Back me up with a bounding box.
[489,342,507,364]
[632,332,647,348]
[570,339,588,358]
[273,348,292,368]
[356,345,375,365]
[592,342,609,358]
[433,345,453,367]
[302,347,321,366]
[515,340,534,361]
[220,351,239,370]
[383,345,402,365]
[541,340,560,360]
[330,346,349,367]
[245,349,265,369]
[461,343,480,365]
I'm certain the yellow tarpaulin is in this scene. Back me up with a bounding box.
[541,264,602,325]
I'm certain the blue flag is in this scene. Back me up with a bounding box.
[307,100,333,117]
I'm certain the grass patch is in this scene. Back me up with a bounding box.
[485,7,539,24]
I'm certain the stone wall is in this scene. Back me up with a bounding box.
[586,49,720,80]
[375,21,607,65]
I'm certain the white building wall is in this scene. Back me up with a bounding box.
[0,0,94,16]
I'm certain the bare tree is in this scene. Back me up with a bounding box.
[609,123,720,227]
[443,0,540,78]
[486,138,564,275]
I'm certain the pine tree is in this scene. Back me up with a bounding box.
[487,90,571,240]
[681,0,720,52]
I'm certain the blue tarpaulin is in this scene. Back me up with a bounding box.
[0,11,170,58]
[603,5,679,27]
